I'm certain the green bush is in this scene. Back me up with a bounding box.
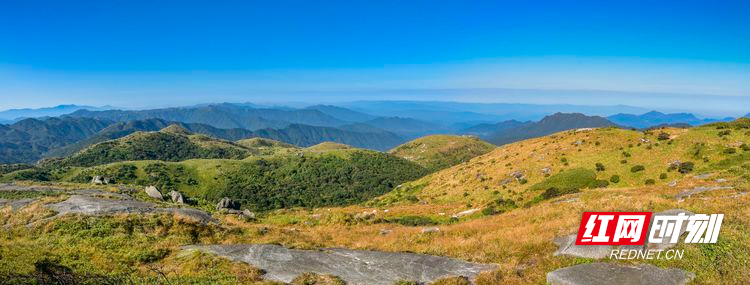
[657,132,671,141]
[741,144,750,151]
[529,168,597,191]
[383,215,439,226]
[645,179,656,185]
[540,187,580,200]
[724,148,737,154]
[595,163,605,172]
[631,165,646,173]
[482,198,517,216]
[609,175,620,183]
[659,173,668,180]
[678,162,695,174]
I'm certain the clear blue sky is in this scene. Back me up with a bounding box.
[1,0,749,114]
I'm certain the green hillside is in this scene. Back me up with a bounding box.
[52,126,255,167]
[388,135,496,172]
[40,148,428,211]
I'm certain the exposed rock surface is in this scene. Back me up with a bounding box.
[216,197,236,210]
[46,194,214,224]
[675,186,733,200]
[183,244,496,285]
[169,191,185,204]
[144,186,163,200]
[90,176,110,185]
[0,198,36,211]
[547,263,694,285]
[553,235,612,259]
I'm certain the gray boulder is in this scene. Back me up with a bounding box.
[421,227,440,233]
[169,191,185,204]
[240,209,256,220]
[216,197,236,211]
[553,235,612,259]
[183,244,496,285]
[547,263,694,285]
[90,176,107,185]
[144,186,163,200]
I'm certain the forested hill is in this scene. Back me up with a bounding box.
[67,103,345,130]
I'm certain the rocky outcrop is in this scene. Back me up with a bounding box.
[183,244,496,285]
[216,197,237,211]
[675,186,733,200]
[144,186,163,200]
[46,194,215,224]
[169,191,185,204]
[547,263,694,285]
[90,176,110,185]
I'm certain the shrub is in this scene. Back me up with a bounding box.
[724,148,737,154]
[659,173,668,180]
[678,161,695,174]
[593,180,609,188]
[645,179,656,185]
[631,165,646,173]
[482,198,518,216]
[595,163,605,172]
[622,151,632,157]
[741,144,750,151]
[383,216,439,226]
[541,187,580,200]
[718,130,732,137]
[657,132,671,141]
[609,175,620,183]
[620,159,628,164]
[528,168,597,191]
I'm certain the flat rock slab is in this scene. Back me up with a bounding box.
[184,244,496,285]
[675,186,733,200]
[0,198,36,211]
[46,195,215,224]
[547,263,694,285]
[553,235,612,259]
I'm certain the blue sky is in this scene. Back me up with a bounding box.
[1,0,749,114]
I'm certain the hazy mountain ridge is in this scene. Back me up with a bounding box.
[0,104,111,122]
[68,103,346,130]
[460,120,532,139]
[487,113,618,145]
[608,111,733,129]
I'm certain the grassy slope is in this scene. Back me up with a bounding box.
[388,135,496,172]
[374,125,749,208]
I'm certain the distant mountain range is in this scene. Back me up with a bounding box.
[67,103,346,130]
[483,113,618,145]
[0,104,112,122]
[607,111,733,129]
[1,102,747,164]
[341,101,652,123]
[1,116,404,164]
